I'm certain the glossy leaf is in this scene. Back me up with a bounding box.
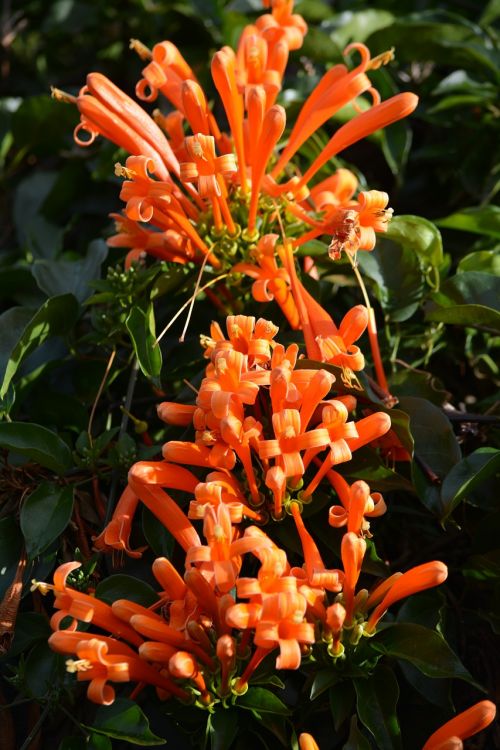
[237,687,292,716]
[343,715,371,750]
[398,396,461,515]
[208,708,239,750]
[88,699,165,746]
[426,272,500,331]
[358,238,425,322]
[385,215,444,275]
[126,303,162,382]
[441,447,500,520]
[0,422,72,474]
[20,482,74,559]
[354,665,402,750]
[330,681,356,732]
[437,206,500,239]
[0,293,79,400]
[370,623,479,685]
[32,240,108,303]
[95,575,159,607]
[310,669,340,700]
[457,250,500,275]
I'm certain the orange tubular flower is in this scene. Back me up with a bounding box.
[127,461,201,552]
[65,637,188,705]
[290,502,343,592]
[93,486,145,558]
[341,532,367,625]
[299,734,320,750]
[70,72,179,179]
[328,478,386,537]
[259,408,331,478]
[365,561,448,634]
[257,0,307,52]
[422,701,497,750]
[232,235,300,329]
[45,563,143,647]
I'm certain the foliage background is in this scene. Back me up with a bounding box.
[0,0,499,748]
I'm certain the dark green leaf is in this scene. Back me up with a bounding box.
[208,708,239,750]
[457,250,500,275]
[0,294,79,400]
[343,715,371,750]
[0,422,73,474]
[354,665,402,750]
[398,397,461,515]
[142,506,174,558]
[426,272,500,331]
[24,642,64,698]
[441,448,500,520]
[95,575,159,607]
[20,482,74,559]
[358,239,425,322]
[32,240,108,304]
[7,612,52,657]
[370,623,480,686]
[330,681,355,732]
[437,206,500,239]
[88,698,165,746]
[310,669,340,700]
[463,550,500,581]
[237,687,291,716]
[126,304,162,382]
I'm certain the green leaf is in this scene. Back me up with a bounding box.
[397,397,461,516]
[95,575,159,607]
[330,681,355,732]
[0,294,79,400]
[437,206,500,239]
[354,665,402,750]
[367,15,500,81]
[441,448,500,521]
[7,612,52,657]
[463,549,500,580]
[325,9,394,47]
[370,623,480,686]
[59,734,112,750]
[208,708,239,750]
[426,272,500,331]
[88,699,165,746]
[343,715,371,750]
[358,239,425,322]
[24,642,64,698]
[385,215,444,276]
[142,506,174,558]
[237,687,291,716]
[310,669,340,700]
[457,250,500,275]
[32,240,108,304]
[126,303,162,382]
[0,422,73,474]
[20,482,74,559]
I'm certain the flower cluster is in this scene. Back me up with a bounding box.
[37,315,447,712]
[43,1,496,747]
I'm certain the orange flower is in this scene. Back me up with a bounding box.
[259,408,331,478]
[290,502,343,592]
[328,478,386,537]
[42,562,142,647]
[341,532,367,625]
[365,561,448,634]
[63,637,187,705]
[232,235,299,329]
[299,734,320,750]
[92,486,146,558]
[422,701,496,750]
